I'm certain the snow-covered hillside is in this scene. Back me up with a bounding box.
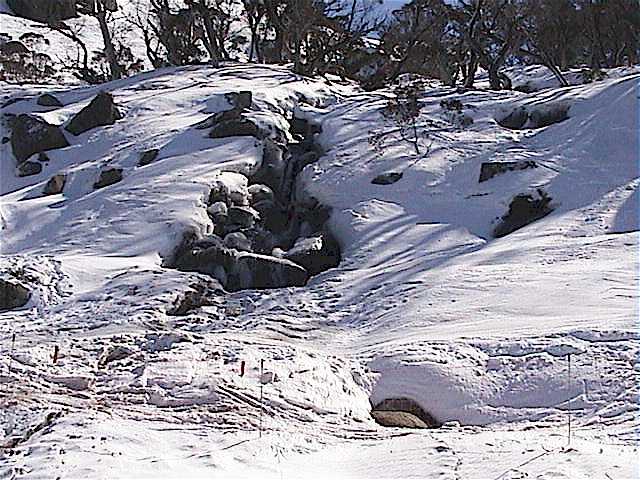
[0,60,638,479]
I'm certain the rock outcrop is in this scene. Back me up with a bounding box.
[10,114,69,163]
[43,173,66,195]
[479,160,537,183]
[493,189,554,237]
[0,278,31,311]
[7,0,77,23]
[93,168,122,189]
[65,91,122,136]
[372,172,403,185]
[37,93,63,108]
[371,398,439,429]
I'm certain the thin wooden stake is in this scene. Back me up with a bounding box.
[53,345,59,364]
[8,332,15,376]
[259,358,264,438]
[567,353,572,446]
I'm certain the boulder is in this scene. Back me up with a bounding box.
[224,232,252,251]
[497,106,528,130]
[248,183,274,205]
[37,93,63,108]
[194,108,242,130]
[253,200,289,233]
[229,252,308,290]
[173,236,235,281]
[17,160,42,177]
[93,168,122,189]
[209,119,262,139]
[207,201,228,223]
[43,173,66,194]
[371,398,439,429]
[227,205,259,228]
[493,189,554,238]
[289,116,321,136]
[528,103,569,129]
[65,91,122,136]
[7,0,77,22]
[283,234,340,276]
[479,160,537,183]
[10,113,69,163]
[224,91,252,111]
[372,171,403,185]
[0,40,29,56]
[0,278,31,311]
[252,138,286,193]
[138,148,159,166]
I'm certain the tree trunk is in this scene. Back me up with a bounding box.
[96,10,122,80]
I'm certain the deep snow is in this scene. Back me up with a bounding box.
[0,54,638,479]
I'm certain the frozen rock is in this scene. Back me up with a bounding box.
[10,113,69,163]
[66,91,122,136]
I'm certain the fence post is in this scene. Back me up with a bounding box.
[259,358,264,438]
[567,353,572,446]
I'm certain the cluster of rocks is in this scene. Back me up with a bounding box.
[171,102,340,291]
[497,102,570,130]
[493,188,554,238]
[7,91,123,194]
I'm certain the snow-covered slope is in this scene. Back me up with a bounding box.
[0,63,638,479]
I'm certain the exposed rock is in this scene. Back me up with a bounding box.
[37,93,63,108]
[248,183,274,204]
[528,103,569,129]
[194,108,242,130]
[372,171,403,185]
[479,160,538,183]
[166,279,223,316]
[289,116,320,136]
[497,106,528,130]
[10,113,69,163]
[65,91,122,136]
[224,91,252,110]
[371,411,430,429]
[1,137,9,144]
[17,160,42,177]
[0,278,31,311]
[138,148,159,166]
[207,201,228,223]
[252,138,287,193]
[283,234,340,276]
[37,152,50,162]
[98,345,133,367]
[227,205,259,228]
[209,118,262,139]
[493,189,554,238]
[371,398,439,429]
[7,0,77,23]
[93,168,122,189]
[224,232,252,251]
[43,173,66,195]
[253,200,289,233]
[229,252,308,290]
[0,40,29,56]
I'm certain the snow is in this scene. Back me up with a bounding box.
[0,42,638,480]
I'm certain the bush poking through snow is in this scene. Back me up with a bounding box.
[493,189,554,238]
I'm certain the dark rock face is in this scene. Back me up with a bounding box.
[497,106,528,129]
[93,168,122,189]
[497,103,569,130]
[528,104,569,129]
[493,189,554,238]
[371,398,439,429]
[138,148,159,166]
[0,278,31,311]
[37,93,63,108]
[209,118,262,139]
[224,91,252,110]
[227,205,259,228]
[17,160,42,177]
[283,234,340,276]
[372,172,403,185]
[10,114,69,163]
[0,40,29,56]
[65,91,122,136]
[43,173,66,195]
[7,0,77,22]
[230,252,308,290]
[479,160,537,183]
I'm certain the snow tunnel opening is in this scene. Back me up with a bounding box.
[166,113,341,293]
[371,397,441,429]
